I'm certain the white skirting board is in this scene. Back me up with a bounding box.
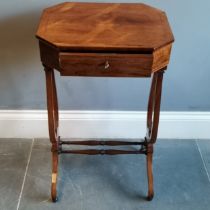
[0,110,209,139]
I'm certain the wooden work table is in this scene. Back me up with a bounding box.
[36,2,174,202]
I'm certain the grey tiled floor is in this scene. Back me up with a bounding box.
[1,139,210,210]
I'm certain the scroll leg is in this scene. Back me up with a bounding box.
[44,65,59,202]
[147,70,164,144]
[146,72,158,139]
[145,69,165,201]
[146,144,154,201]
[52,70,59,131]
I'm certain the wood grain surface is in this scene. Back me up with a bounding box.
[36,2,174,53]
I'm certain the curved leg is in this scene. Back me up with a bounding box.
[146,72,158,138]
[44,65,59,202]
[52,70,59,131]
[145,69,165,201]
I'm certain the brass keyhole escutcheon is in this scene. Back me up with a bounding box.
[104,61,110,70]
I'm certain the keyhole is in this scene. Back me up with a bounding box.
[104,61,110,69]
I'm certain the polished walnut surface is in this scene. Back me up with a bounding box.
[36,2,174,53]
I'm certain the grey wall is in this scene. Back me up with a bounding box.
[0,0,210,111]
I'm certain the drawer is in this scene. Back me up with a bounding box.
[59,53,153,77]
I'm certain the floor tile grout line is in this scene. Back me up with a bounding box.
[195,139,210,183]
[16,138,35,210]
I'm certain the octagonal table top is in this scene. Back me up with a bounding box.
[36,2,174,53]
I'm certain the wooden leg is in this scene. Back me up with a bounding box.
[147,70,164,143]
[44,65,59,202]
[51,151,58,202]
[146,144,154,201]
[52,70,59,130]
[145,69,165,201]
[146,72,158,139]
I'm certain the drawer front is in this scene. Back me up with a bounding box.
[59,53,153,77]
